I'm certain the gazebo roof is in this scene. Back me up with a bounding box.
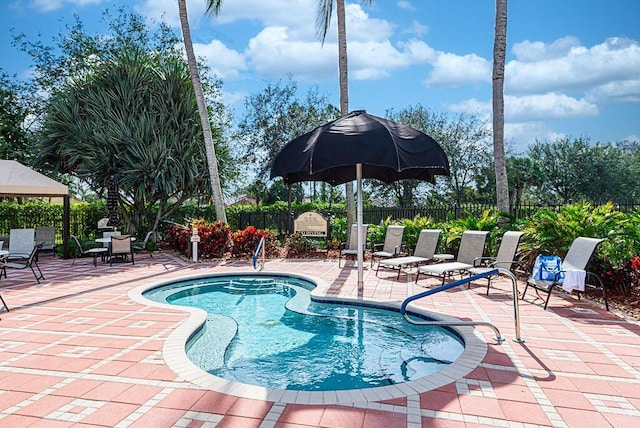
[0,160,68,197]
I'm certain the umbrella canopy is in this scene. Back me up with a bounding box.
[270,110,449,185]
[270,110,450,287]
[106,176,120,228]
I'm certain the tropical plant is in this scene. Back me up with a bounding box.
[37,47,223,235]
[286,232,318,257]
[178,0,227,222]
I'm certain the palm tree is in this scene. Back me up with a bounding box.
[315,0,372,247]
[492,0,510,214]
[178,0,227,222]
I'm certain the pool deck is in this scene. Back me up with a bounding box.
[0,253,638,427]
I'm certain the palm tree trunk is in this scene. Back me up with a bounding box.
[178,0,227,223]
[336,0,356,244]
[493,0,510,214]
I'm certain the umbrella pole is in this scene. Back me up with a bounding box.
[357,163,364,290]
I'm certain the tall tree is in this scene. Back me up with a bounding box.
[178,0,227,222]
[315,1,373,240]
[0,71,31,165]
[492,0,510,213]
[236,78,339,183]
[386,105,491,205]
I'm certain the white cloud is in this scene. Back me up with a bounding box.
[504,122,566,152]
[403,20,429,36]
[506,37,640,94]
[505,93,598,121]
[29,0,104,12]
[397,1,415,11]
[447,92,598,122]
[424,52,491,87]
[511,36,581,62]
[194,40,247,81]
[586,79,640,104]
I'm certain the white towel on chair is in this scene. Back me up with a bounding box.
[563,269,586,292]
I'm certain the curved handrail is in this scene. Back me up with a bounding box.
[400,269,523,343]
[253,236,265,271]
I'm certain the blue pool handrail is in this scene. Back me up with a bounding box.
[253,236,265,271]
[400,268,523,343]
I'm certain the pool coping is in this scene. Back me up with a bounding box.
[129,270,488,405]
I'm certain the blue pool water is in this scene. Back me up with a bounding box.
[144,275,464,391]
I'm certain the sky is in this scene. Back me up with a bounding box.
[2,0,639,153]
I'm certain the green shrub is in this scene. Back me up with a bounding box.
[285,232,318,257]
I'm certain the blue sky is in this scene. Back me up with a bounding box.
[2,0,639,153]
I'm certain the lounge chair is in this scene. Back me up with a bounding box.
[35,226,57,258]
[370,225,405,267]
[133,231,156,258]
[338,224,369,268]
[7,228,35,260]
[109,235,134,266]
[468,231,524,295]
[522,237,607,310]
[377,229,441,279]
[5,244,45,283]
[416,230,489,285]
[70,235,108,267]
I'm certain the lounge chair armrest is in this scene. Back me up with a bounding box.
[488,259,522,268]
[373,243,384,251]
[473,256,496,267]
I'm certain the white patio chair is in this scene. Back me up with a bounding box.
[338,224,369,268]
[416,230,489,285]
[522,237,607,310]
[7,228,35,260]
[370,225,405,267]
[468,231,524,295]
[377,229,441,279]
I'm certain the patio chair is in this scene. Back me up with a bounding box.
[109,235,134,266]
[102,231,121,248]
[70,235,108,267]
[5,244,45,284]
[522,237,608,310]
[35,226,57,259]
[7,228,35,260]
[377,229,441,279]
[133,231,156,258]
[468,231,524,295]
[338,224,369,268]
[416,230,489,285]
[370,225,405,267]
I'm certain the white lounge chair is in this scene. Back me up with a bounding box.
[370,225,405,267]
[338,224,369,268]
[468,231,524,294]
[377,229,441,279]
[5,244,45,283]
[416,230,489,285]
[522,237,607,310]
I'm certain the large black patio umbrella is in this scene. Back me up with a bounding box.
[270,110,450,287]
[106,175,120,229]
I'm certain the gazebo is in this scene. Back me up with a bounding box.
[0,160,70,258]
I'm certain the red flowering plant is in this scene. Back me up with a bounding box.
[231,226,279,258]
[193,219,232,259]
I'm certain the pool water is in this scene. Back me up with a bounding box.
[144,275,464,391]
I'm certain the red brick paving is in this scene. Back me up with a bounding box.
[1,253,639,427]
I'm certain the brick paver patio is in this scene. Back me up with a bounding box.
[0,252,638,427]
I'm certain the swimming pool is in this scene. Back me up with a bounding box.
[133,272,486,404]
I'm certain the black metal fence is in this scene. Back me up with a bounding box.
[239,201,640,238]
